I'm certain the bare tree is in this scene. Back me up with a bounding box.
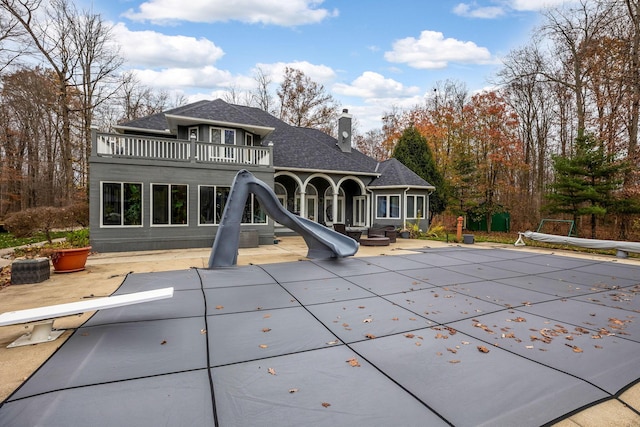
[1,0,123,200]
[276,67,339,134]
[540,0,617,140]
[71,5,123,187]
[251,66,275,114]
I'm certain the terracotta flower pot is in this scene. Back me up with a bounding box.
[51,247,91,273]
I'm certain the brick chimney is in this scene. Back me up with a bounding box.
[337,108,352,153]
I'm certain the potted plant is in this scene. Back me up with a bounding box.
[5,204,91,273]
[48,229,91,273]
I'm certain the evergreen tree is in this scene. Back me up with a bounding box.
[392,126,448,221]
[545,134,625,238]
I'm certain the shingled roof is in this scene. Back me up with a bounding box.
[116,99,434,188]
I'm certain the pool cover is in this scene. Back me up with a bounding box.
[1,247,639,426]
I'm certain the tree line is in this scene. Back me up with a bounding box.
[357,0,640,239]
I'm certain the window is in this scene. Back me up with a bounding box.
[210,127,236,160]
[406,195,425,219]
[353,196,366,226]
[102,182,142,226]
[198,185,231,225]
[242,194,267,224]
[152,184,188,225]
[375,195,400,219]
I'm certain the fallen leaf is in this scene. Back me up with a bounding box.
[263,314,271,318]
[268,368,276,375]
[477,346,490,353]
[404,333,415,339]
[363,318,372,323]
[566,344,583,353]
[262,328,272,333]
[392,317,399,321]
[512,317,527,322]
[160,340,167,345]
[346,358,361,367]
[322,402,331,408]
[326,340,339,345]
[215,305,224,310]
[200,329,207,334]
[449,360,461,364]
[446,347,457,354]
[365,333,376,339]
[415,342,422,346]
[289,388,299,393]
[358,306,366,309]
[259,344,268,349]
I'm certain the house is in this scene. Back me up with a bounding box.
[89,99,434,252]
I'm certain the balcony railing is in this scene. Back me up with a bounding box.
[94,132,272,167]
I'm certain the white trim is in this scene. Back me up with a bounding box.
[150,183,189,227]
[100,181,144,228]
[275,166,380,177]
[375,194,401,219]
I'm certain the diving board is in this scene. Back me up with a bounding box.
[0,287,174,348]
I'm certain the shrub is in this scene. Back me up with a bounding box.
[5,207,62,242]
[4,203,89,243]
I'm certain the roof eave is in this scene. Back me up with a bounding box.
[112,125,173,135]
[275,166,380,177]
[165,114,275,138]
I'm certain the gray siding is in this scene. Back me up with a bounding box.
[90,156,274,252]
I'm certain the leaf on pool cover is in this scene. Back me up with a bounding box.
[262,328,272,333]
[346,358,361,367]
[322,402,331,408]
[259,344,268,349]
[449,360,461,364]
[365,333,376,339]
[289,388,299,393]
[477,346,490,353]
[446,347,457,354]
[363,318,372,323]
[392,317,399,321]
[268,368,276,375]
[160,340,167,345]
[405,333,415,339]
[565,344,583,353]
[215,305,224,310]
[435,333,448,339]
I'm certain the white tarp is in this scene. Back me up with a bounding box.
[521,231,640,253]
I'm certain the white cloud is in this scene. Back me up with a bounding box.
[112,23,224,68]
[255,61,337,84]
[508,0,579,11]
[123,0,338,26]
[333,71,420,98]
[131,66,235,89]
[453,3,505,19]
[384,30,493,69]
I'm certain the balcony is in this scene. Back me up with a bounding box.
[94,132,272,167]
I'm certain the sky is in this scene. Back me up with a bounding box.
[84,0,577,132]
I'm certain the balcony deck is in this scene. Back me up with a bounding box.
[94,132,272,167]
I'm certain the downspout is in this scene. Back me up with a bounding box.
[403,187,410,231]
